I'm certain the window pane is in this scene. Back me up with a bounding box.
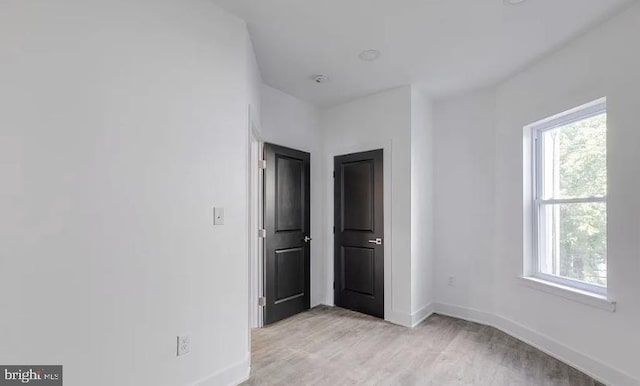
[539,202,607,287]
[540,113,607,199]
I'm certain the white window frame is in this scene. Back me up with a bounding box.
[529,98,607,296]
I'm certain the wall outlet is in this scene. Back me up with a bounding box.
[177,334,191,356]
[448,276,455,287]
[213,207,224,225]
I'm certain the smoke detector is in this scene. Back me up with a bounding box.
[311,74,329,84]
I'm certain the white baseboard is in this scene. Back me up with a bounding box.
[192,354,250,386]
[384,303,435,328]
[385,309,412,327]
[434,302,495,325]
[433,302,639,386]
[411,303,435,327]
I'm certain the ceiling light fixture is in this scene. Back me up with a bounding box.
[359,49,381,62]
[505,0,526,4]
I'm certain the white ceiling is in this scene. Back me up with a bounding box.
[213,0,635,107]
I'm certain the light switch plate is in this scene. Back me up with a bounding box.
[177,334,191,356]
[214,207,224,225]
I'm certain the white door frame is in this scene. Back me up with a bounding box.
[248,109,264,331]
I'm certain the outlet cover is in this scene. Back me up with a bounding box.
[177,334,191,356]
[214,207,224,225]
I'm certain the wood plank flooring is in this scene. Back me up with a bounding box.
[243,306,604,386]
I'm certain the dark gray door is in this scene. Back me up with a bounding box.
[264,143,311,325]
[334,149,384,319]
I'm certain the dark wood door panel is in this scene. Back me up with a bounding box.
[334,149,384,319]
[276,155,303,232]
[275,247,305,302]
[341,161,374,232]
[341,246,375,296]
[264,143,311,325]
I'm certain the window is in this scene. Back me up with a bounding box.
[530,98,607,295]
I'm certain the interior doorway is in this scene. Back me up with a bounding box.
[249,138,312,329]
[333,149,384,319]
[262,143,311,325]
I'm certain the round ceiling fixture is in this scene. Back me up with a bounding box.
[359,49,381,62]
[505,0,526,4]
[311,74,329,84]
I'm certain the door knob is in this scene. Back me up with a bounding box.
[303,236,312,243]
[368,238,383,245]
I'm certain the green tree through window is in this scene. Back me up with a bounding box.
[555,114,607,286]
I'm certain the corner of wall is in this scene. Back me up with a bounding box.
[409,86,436,316]
[246,31,262,134]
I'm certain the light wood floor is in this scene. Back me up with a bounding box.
[243,306,604,386]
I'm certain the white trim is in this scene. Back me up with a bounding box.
[385,310,412,327]
[533,272,607,296]
[434,302,494,325]
[433,303,638,386]
[383,303,435,328]
[192,354,250,386]
[518,276,615,312]
[538,196,606,205]
[247,107,263,331]
[411,303,435,327]
[527,97,607,133]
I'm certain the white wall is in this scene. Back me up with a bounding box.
[247,38,262,129]
[0,1,257,385]
[259,84,325,306]
[320,86,414,325]
[434,3,640,384]
[410,87,436,323]
[433,88,496,313]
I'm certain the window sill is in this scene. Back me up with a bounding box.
[518,276,616,312]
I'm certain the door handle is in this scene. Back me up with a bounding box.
[303,236,312,243]
[368,238,383,245]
